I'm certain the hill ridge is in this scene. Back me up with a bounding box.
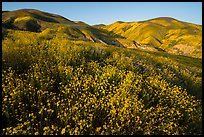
[2,9,202,58]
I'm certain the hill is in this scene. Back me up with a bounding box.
[92,24,106,28]
[102,17,202,58]
[2,9,123,47]
[2,9,202,58]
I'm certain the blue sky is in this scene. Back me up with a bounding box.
[2,2,202,25]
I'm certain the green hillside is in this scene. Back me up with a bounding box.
[2,9,202,135]
[102,17,202,58]
[2,9,123,47]
[2,9,76,25]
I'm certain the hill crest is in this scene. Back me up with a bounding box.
[2,9,202,58]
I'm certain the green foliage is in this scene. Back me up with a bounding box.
[2,29,202,135]
[2,27,8,39]
[13,17,41,32]
[168,40,177,47]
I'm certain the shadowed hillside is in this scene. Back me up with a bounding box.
[2,9,123,47]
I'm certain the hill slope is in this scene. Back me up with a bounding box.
[2,9,202,58]
[2,27,202,135]
[101,17,202,58]
[2,9,123,47]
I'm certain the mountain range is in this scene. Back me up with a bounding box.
[2,9,202,58]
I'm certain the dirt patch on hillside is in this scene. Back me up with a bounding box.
[168,44,196,55]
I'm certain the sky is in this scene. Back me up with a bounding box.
[2,2,202,25]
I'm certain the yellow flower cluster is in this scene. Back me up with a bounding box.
[2,29,202,135]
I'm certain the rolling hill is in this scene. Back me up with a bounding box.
[101,17,202,58]
[2,9,202,58]
[2,9,123,47]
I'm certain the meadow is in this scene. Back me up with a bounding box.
[2,29,202,135]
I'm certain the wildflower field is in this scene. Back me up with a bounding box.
[2,29,202,135]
